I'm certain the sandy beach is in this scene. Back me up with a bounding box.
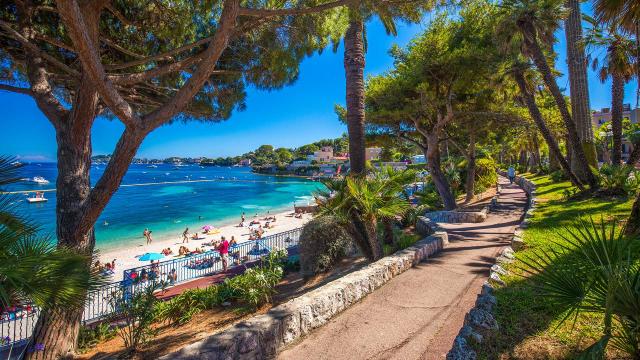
[98,209,313,281]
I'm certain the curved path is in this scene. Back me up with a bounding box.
[278,177,526,360]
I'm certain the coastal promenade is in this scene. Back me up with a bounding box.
[278,177,527,359]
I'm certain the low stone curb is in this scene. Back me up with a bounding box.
[159,232,449,360]
[447,173,536,360]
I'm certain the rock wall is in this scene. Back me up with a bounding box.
[423,208,488,224]
[160,232,449,360]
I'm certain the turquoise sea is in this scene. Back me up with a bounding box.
[5,163,323,251]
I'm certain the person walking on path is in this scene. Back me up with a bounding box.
[218,236,230,272]
[182,227,189,243]
[508,165,516,184]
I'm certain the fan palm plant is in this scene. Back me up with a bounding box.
[519,218,640,359]
[0,157,102,345]
[315,167,415,260]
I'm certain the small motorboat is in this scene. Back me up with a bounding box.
[32,176,50,184]
[27,191,48,203]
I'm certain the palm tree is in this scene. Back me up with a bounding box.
[316,167,415,260]
[593,0,640,109]
[344,12,367,175]
[585,20,637,165]
[342,2,425,176]
[0,157,101,355]
[564,0,598,174]
[499,0,599,188]
[511,62,585,189]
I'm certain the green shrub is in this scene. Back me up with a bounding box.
[550,169,568,183]
[298,216,352,277]
[415,181,443,209]
[77,322,117,353]
[597,164,640,196]
[401,204,429,227]
[155,288,209,326]
[475,158,498,193]
[109,282,164,351]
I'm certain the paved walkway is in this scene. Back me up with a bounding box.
[278,177,527,360]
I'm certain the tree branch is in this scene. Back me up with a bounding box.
[104,36,213,71]
[0,83,33,96]
[101,37,145,59]
[238,0,352,17]
[104,3,135,27]
[56,0,139,126]
[34,33,76,52]
[141,0,240,129]
[80,126,145,234]
[0,20,80,77]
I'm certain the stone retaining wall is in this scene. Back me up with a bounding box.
[160,232,449,360]
[423,208,488,224]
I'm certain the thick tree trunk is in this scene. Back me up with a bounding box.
[531,135,541,172]
[627,143,640,166]
[465,131,476,203]
[626,192,640,236]
[522,26,598,188]
[549,149,561,172]
[514,70,584,189]
[425,134,457,210]
[611,73,625,165]
[564,0,598,175]
[344,17,366,176]
[27,82,97,359]
[383,218,395,246]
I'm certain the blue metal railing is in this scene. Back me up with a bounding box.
[0,227,302,352]
[122,227,301,290]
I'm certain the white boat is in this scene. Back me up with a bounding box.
[27,191,48,203]
[32,176,50,184]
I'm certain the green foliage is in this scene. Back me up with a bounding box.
[77,323,117,353]
[109,282,164,350]
[477,174,635,359]
[316,167,416,260]
[597,164,640,196]
[383,230,421,256]
[414,181,444,209]
[519,218,640,359]
[0,156,103,310]
[474,158,498,193]
[155,250,287,324]
[220,250,286,310]
[400,204,429,227]
[550,169,568,183]
[299,216,352,276]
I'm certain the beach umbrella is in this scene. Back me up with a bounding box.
[138,252,164,261]
[202,225,213,231]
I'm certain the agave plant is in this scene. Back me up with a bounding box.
[519,218,640,359]
[0,156,102,314]
[315,167,415,260]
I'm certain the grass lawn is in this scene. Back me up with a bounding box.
[476,173,635,360]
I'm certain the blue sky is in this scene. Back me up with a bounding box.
[0,5,637,161]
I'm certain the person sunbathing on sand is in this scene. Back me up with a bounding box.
[191,232,199,240]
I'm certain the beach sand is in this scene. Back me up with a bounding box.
[98,210,313,281]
